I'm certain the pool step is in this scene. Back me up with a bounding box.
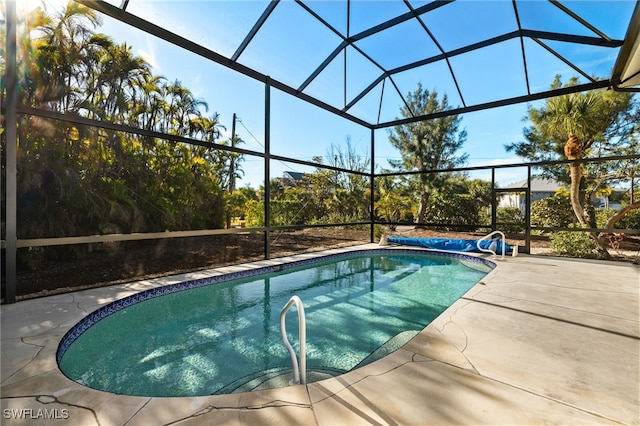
[353,330,420,369]
[216,367,344,394]
[215,330,420,395]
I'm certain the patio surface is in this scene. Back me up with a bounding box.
[1,245,638,425]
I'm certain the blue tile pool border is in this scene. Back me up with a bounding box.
[56,248,495,365]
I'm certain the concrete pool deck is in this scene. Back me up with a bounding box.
[1,245,638,425]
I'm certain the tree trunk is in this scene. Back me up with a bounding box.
[599,202,640,261]
[604,201,640,229]
[416,191,430,227]
[565,134,610,258]
[567,162,586,224]
[565,134,586,224]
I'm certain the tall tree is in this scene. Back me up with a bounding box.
[33,2,101,111]
[307,138,372,222]
[387,84,468,224]
[506,75,640,257]
[8,1,232,238]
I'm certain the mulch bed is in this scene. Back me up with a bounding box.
[10,228,369,300]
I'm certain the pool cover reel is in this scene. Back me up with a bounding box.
[388,237,512,253]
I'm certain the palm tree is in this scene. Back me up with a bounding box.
[88,40,150,122]
[12,0,235,237]
[542,90,620,257]
[507,75,639,258]
[542,91,603,227]
[161,80,208,136]
[37,1,101,112]
[133,73,167,131]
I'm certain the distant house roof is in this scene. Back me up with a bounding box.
[501,178,563,193]
[283,171,305,181]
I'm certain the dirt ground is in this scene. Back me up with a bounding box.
[8,227,639,301]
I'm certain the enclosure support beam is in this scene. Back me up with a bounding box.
[491,169,497,233]
[370,128,375,243]
[525,166,532,254]
[264,79,271,260]
[77,0,372,129]
[4,0,18,303]
[375,80,612,129]
[231,0,279,62]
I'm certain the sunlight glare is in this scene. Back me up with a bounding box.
[18,0,71,14]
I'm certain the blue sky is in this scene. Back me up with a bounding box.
[21,0,637,188]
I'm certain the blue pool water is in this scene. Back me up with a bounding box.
[57,250,492,397]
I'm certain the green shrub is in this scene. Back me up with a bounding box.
[595,206,640,230]
[424,193,479,230]
[245,199,312,227]
[604,207,640,230]
[596,208,617,228]
[618,208,640,230]
[244,200,264,227]
[531,193,574,229]
[496,207,525,233]
[374,224,387,240]
[550,224,600,258]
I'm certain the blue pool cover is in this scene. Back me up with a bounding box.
[388,237,512,253]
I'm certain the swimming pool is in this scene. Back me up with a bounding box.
[57,249,493,397]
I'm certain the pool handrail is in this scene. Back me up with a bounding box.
[280,295,307,385]
[477,230,506,260]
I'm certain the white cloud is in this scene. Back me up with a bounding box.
[467,157,523,168]
[138,48,160,72]
[466,157,530,187]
